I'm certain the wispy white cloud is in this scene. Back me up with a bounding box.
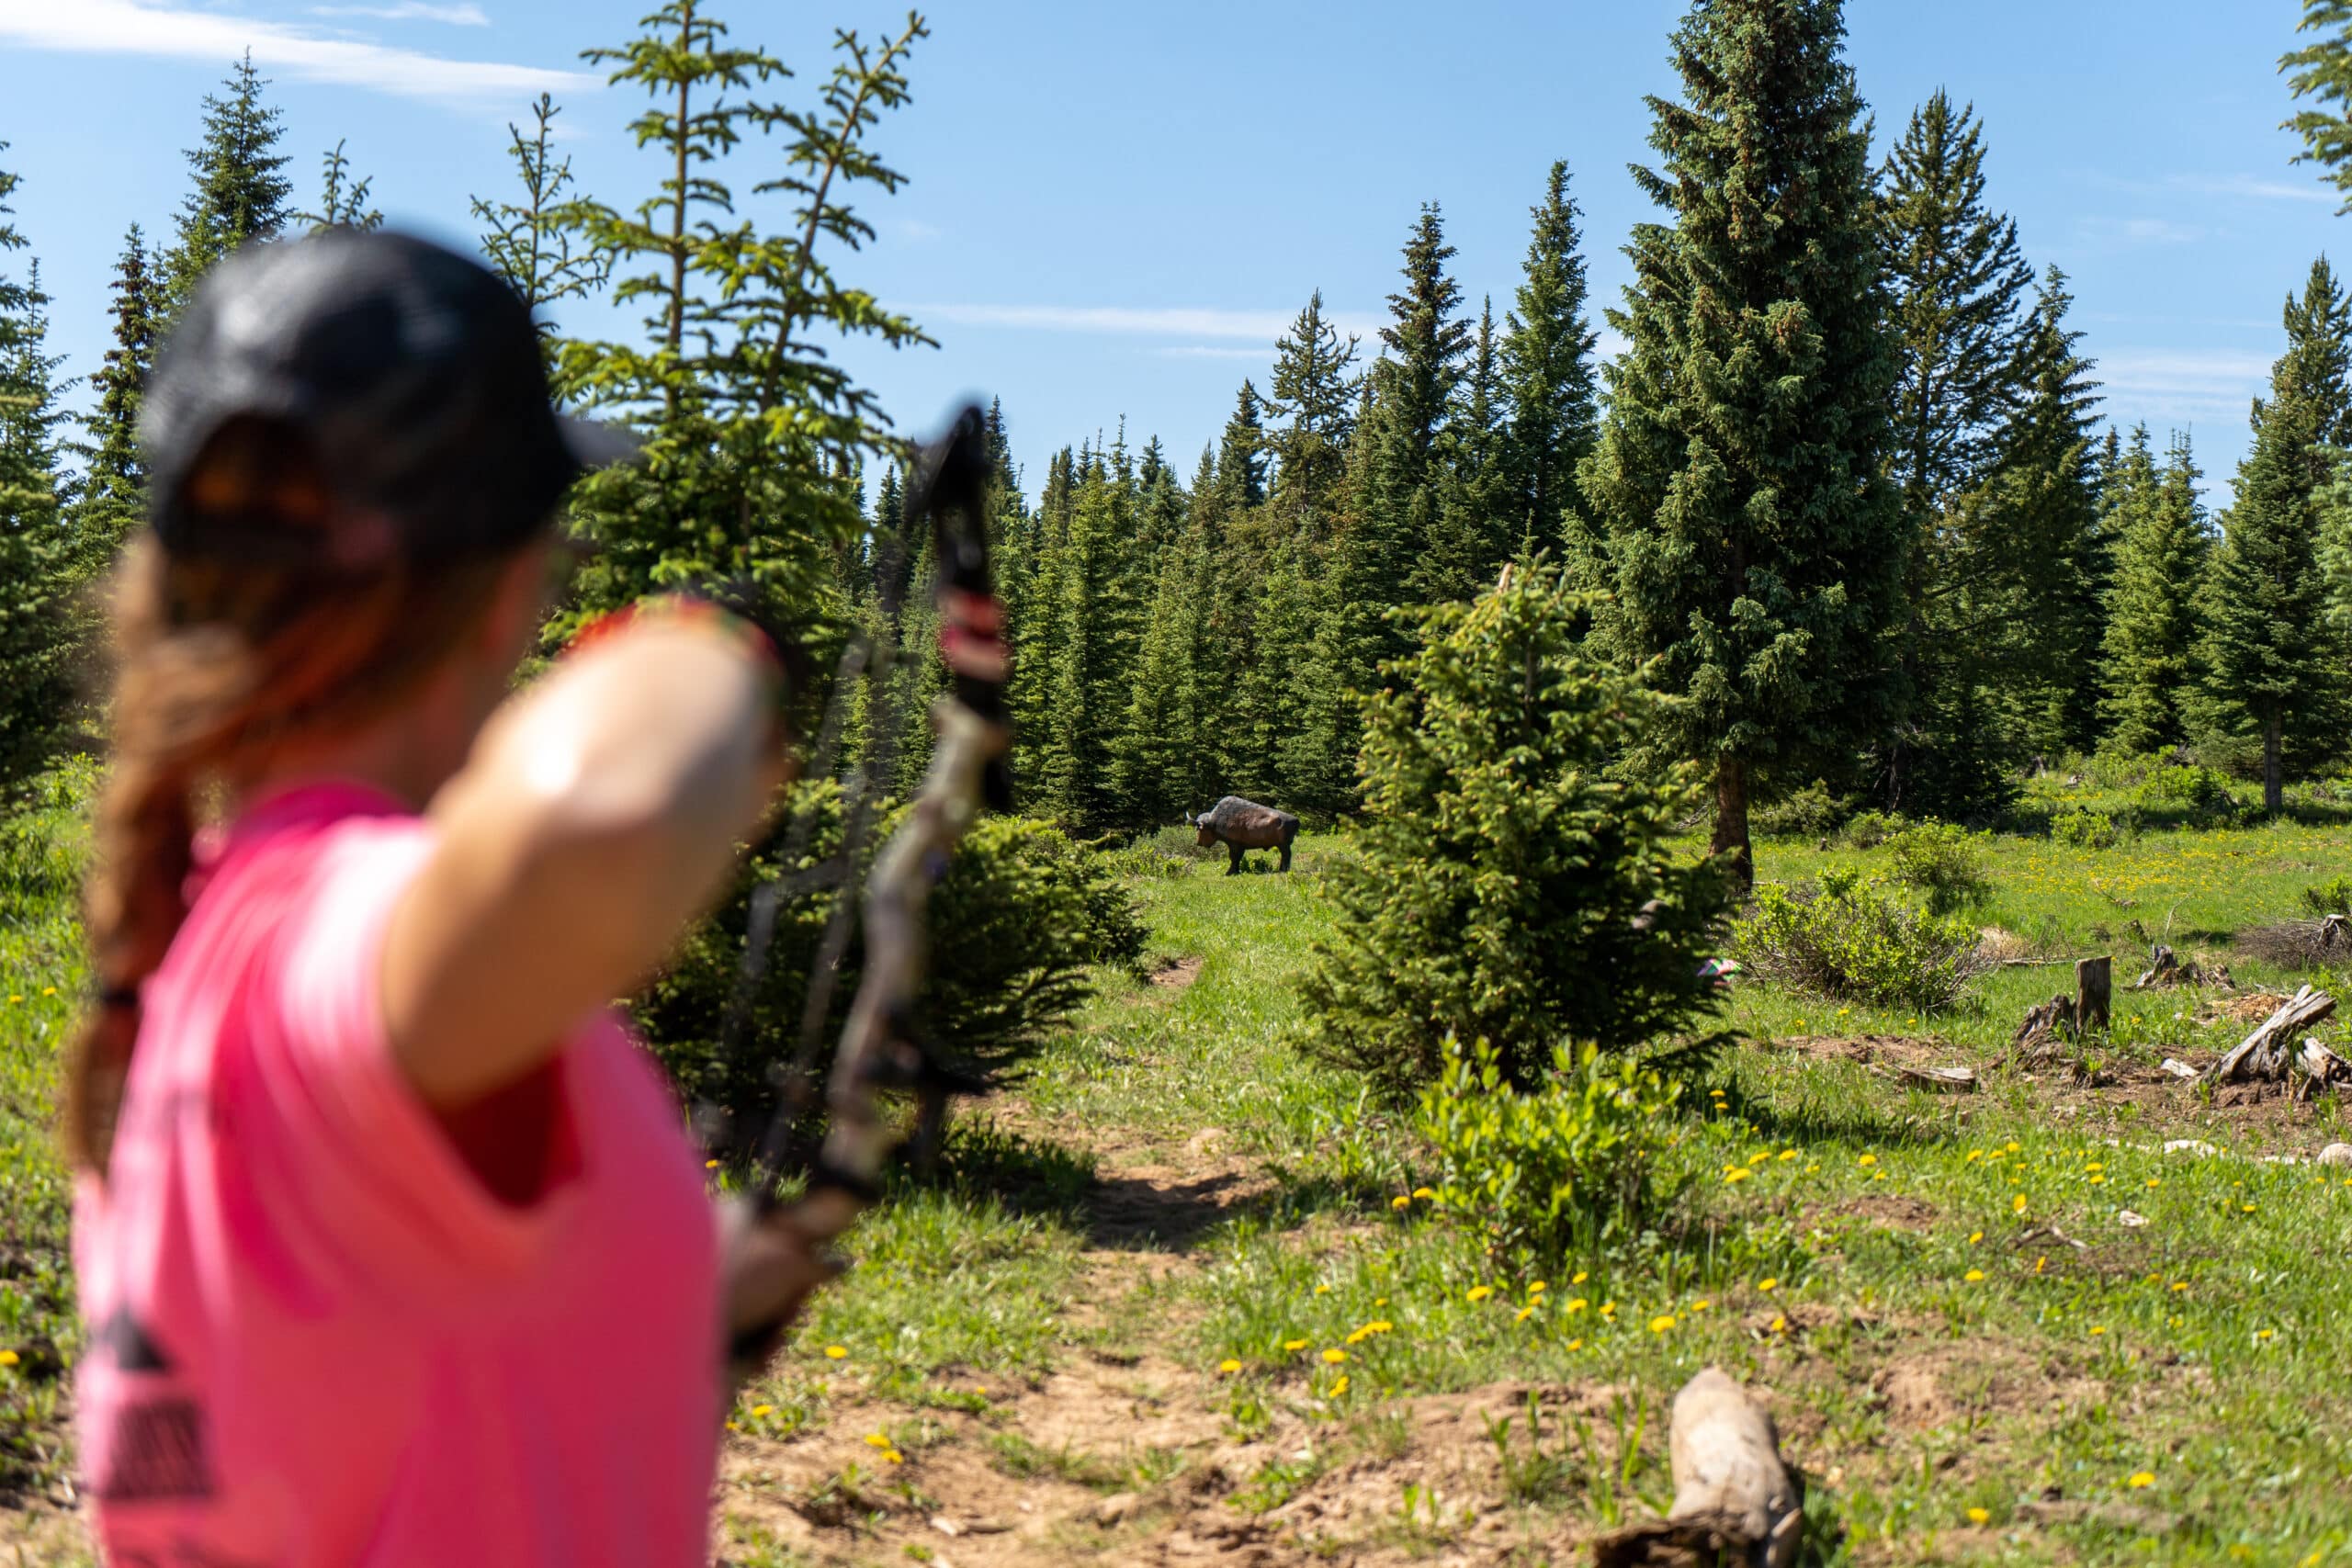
[910,301,1387,344]
[2077,216,2206,246]
[2098,347,2270,419]
[890,216,944,243]
[1156,344,1272,361]
[0,0,591,102]
[308,1,489,24]
[2167,172,2334,205]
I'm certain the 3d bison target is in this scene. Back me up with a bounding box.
[1187,795,1301,874]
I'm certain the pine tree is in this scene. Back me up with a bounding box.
[471,95,608,359]
[1359,204,1469,626]
[2199,260,2352,809]
[2285,1,2352,211]
[1500,160,1598,540]
[164,51,293,310]
[1033,441,1144,830]
[295,139,384,233]
[71,224,157,578]
[1264,290,1359,526]
[2101,428,2208,755]
[0,159,79,789]
[1419,298,1511,603]
[1577,0,1901,886]
[552,2,932,638]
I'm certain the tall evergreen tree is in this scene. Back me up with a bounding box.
[1264,291,1359,525]
[164,52,293,310]
[1359,204,1468,628]
[1033,440,1144,830]
[71,223,158,576]
[2199,259,2352,808]
[471,95,608,362]
[1420,298,1512,602]
[1577,0,1901,886]
[1499,160,1599,540]
[2285,1,2352,211]
[2101,428,2208,755]
[295,139,384,233]
[0,161,78,789]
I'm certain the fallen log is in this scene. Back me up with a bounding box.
[1887,1065,1976,1094]
[2205,986,2335,1085]
[1591,1368,1803,1568]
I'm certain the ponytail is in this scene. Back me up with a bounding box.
[65,420,525,1176]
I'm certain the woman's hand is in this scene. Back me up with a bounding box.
[718,1198,838,1391]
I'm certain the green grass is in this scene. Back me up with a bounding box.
[0,762,92,1503]
[12,777,2352,1563]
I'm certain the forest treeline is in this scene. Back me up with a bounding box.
[9,0,2352,879]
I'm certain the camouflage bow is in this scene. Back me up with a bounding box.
[715,403,1010,1381]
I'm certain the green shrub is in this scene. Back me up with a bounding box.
[1414,1035,1680,1269]
[1842,809,1905,849]
[2051,805,2126,850]
[1301,561,1731,1099]
[1883,822,1992,912]
[2301,875,2352,918]
[1730,869,1989,1012]
[1752,779,1848,839]
[636,796,1148,1126]
[2138,763,2236,812]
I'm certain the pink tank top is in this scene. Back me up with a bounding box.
[73,783,722,1565]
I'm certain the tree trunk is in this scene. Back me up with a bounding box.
[1711,755,1752,895]
[2075,955,2111,1032]
[2265,710,2284,815]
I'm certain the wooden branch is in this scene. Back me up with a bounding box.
[1592,1369,1803,1568]
[2205,986,2335,1085]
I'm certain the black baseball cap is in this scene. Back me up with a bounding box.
[141,228,636,569]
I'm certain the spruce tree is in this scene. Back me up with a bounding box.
[164,51,293,310]
[552,2,932,637]
[1033,441,1143,830]
[295,139,384,233]
[1264,291,1359,526]
[471,95,608,359]
[2101,428,2208,755]
[1420,298,1511,603]
[0,162,78,789]
[1500,160,1598,540]
[2285,1,2352,211]
[1577,0,1900,886]
[1355,204,1468,643]
[2199,260,2352,808]
[71,224,157,577]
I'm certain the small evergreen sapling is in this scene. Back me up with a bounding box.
[1302,559,1730,1098]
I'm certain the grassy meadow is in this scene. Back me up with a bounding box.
[7,773,2352,1563]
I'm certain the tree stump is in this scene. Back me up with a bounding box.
[2206,985,2336,1084]
[1592,1368,1803,1568]
[2075,956,2111,1032]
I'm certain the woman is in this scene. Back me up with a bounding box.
[69,230,829,1564]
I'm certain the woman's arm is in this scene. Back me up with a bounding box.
[379,620,787,1109]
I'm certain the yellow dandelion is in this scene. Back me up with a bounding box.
[1778,1149,1798,1161]
[1466,1286,1492,1303]
[1315,1283,1331,1295]
[2086,1162,2105,1173]
[2170,1281,2188,1293]
[1566,1298,1589,1314]
[864,1432,891,1449]
[1691,1298,1712,1312]
[1374,1297,1388,1307]
[1515,1306,1535,1324]
[1805,1163,1820,1173]
[2147,1179,2161,1189]
[1322,1348,1348,1364]
[1571,1271,1589,1285]
[1218,1358,1242,1373]
[2128,1472,2155,1489]
[751,1404,775,1417]
[883,1449,905,1464]
[1566,1337,1584,1350]
[1411,1187,1435,1200]
[2013,1194,2029,1213]
[1858,1154,1878,1168]
[40,986,55,997]
[1966,1149,1984,1163]
[0,1350,17,1368]
[6,996,17,1005]
[1969,1230,1984,1244]
[1758,1278,1778,1292]
[725,1420,740,1432]
[2258,1328,2275,1341]
[824,1345,847,1359]
[1967,1507,1990,1525]
[1368,1320,1392,1334]
[2242,1203,2257,1213]
[1770,1315,1787,1334]
[1345,1327,1369,1346]
[2035,1256,2047,1275]
[705,1159,721,1169]
[2090,1325,2107,1336]
[1648,1314,1677,1333]
[1329,1374,1350,1397]
[1747,1150,1770,1166]
[2007,1141,2021,1153]
[1283,1337,1308,1352]
[1964,1269,1985,1282]
[1391,1195,1410,1210]
[1724,1167,1752,1184]
[1529,1280,1547,1293]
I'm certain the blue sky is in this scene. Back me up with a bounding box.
[0,0,2343,504]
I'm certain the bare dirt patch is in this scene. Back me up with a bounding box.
[1148,955,1205,994]
[1827,1192,1939,1232]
